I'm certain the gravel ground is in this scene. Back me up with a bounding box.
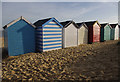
[2,40,120,81]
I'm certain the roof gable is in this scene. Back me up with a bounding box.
[60,20,79,28]
[34,17,63,28]
[3,16,35,29]
[85,21,101,27]
[101,23,112,29]
[76,22,88,29]
[110,24,118,28]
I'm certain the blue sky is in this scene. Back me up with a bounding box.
[2,2,118,29]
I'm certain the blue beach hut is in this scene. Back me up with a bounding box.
[3,16,36,56]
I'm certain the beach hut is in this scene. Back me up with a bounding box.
[3,16,36,56]
[85,21,101,43]
[76,22,88,45]
[60,20,78,48]
[34,17,63,52]
[100,23,112,42]
[110,24,119,40]
[118,25,120,38]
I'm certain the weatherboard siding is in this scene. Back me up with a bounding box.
[63,23,77,48]
[100,27,104,42]
[6,20,35,56]
[119,27,120,38]
[100,25,111,41]
[78,25,88,45]
[114,25,119,40]
[104,25,111,41]
[36,20,62,52]
[93,23,100,42]
[111,28,115,40]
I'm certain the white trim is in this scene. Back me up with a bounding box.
[6,16,36,28]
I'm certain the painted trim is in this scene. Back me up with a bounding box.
[5,16,36,29]
[42,17,63,28]
[38,38,61,41]
[93,21,101,27]
[38,34,62,36]
[43,43,62,46]
[43,40,62,43]
[37,29,62,31]
[36,35,62,38]
[43,27,62,29]
[41,37,62,39]
[37,30,62,32]
[44,25,60,27]
[47,23,58,25]
[43,46,62,50]
[37,41,61,45]
[36,32,61,34]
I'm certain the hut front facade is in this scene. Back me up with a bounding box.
[110,24,119,40]
[100,23,112,42]
[3,16,35,56]
[76,22,88,45]
[85,21,101,43]
[34,17,63,52]
[61,21,78,48]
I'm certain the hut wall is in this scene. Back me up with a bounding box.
[4,29,8,51]
[119,27,120,38]
[37,20,62,52]
[104,25,111,41]
[111,28,115,40]
[78,25,88,45]
[36,27,43,52]
[7,20,35,56]
[114,25,119,40]
[100,27,104,42]
[93,23,100,42]
[63,23,77,48]
[88,26,93,43]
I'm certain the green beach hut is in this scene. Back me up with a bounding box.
[100,23,112,42]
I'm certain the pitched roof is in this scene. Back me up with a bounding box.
[76,22,88,29]
[84,21,101,27]
[33,18,51,27]
[119,25,120,28]
[100,23,108,28]
[60,20,79,28]
[101,23,112,29]
[110,24,118,28]
[34,17,63,28]
[3,16,36,29]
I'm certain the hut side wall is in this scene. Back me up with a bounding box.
[63,23,77,48]
[4,28,8,51]
[93,23,100,42]
[119,27,120,38]
[114,25,119,40]
[88,26,93,43]
[104,25,111,41]
[111,28,115,40]
[7,20,35,56]
[36,27,43,52]
[100,27,104,42]
[78,25,88,45]
[42,20,62,51]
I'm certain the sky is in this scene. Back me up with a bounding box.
[2,2,118,28]
[1,0,120,2]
